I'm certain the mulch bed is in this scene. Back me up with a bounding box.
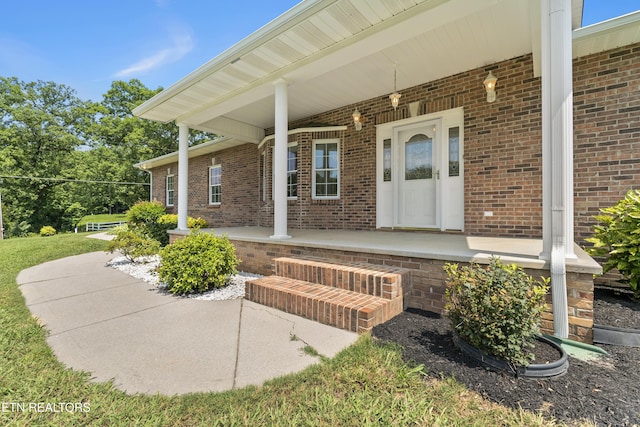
[372,292,640,427]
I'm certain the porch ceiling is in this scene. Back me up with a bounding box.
[133,0,586,138]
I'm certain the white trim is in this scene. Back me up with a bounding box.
[258,125,347,149]
[271,79,290,239]
[287,142,298,200]
[177,124,190,230]
[376,107,464,230]
[208,165,222,205]
[312,138,340,200]
[165,175,175,207]
[134,136,243,170]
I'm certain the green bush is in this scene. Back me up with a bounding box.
[158,232,239,295]
[106,225,161,262]
[152,214,209,246]
[126,200,166,225]
[39,226,57,237]
[444,257,549,367]
[586,189,640,298]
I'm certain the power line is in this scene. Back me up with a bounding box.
[0,175,150,186]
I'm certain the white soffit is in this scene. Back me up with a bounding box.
[573,10,640,58]
[134,136,243,170]
[135,0,616,134]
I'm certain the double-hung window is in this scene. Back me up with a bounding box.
[313,139,339,199]
[287,143,298,198]
[166,175,174,206]
[209,165,221,205]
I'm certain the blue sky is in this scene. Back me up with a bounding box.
[1,0,638,102]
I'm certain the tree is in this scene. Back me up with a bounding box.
[0,77,98,234]
[0,77,214,236]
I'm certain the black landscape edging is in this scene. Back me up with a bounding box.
[453,334,569,379]
[593,323,640,347]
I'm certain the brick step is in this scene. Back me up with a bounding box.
[274,257,409,300]
[245,276,404,333]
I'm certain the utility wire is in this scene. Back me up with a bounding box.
[0,175,150,186]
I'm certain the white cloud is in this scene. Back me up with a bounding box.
[114,31,193,78]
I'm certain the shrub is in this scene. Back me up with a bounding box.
[126,200,166,225]
[39,226,57,237]
[153,214,209,246]
[444,257,549,367]
[158,232,239,295]
[106,225,161,262]
[586,189,640,298]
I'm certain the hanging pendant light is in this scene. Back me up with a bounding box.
[389,62,401,110]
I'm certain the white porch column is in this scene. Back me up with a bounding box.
[271,79,291,239]
[177,123,189,231]
[541,0,574,338]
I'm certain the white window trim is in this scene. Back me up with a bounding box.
[209,165,222,205]
[262,151,267,202]
[166,174,175,207]
[312,138,340,200]
[287,142,298,200]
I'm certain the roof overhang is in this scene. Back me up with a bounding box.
[134,136,246,170]
[133,0,632,140]
[573,10,640,58]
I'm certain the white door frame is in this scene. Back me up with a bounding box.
[376,107,464,231]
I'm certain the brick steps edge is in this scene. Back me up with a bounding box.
[246,276,404,334]
[273,256,410,300]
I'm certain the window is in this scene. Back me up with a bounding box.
[287,143,298,198]
[448,126,460,177]
[383,139,392,182]
[166,175,174,206]
[209,165,221,205]
[261,151,267,202]
[313,139,339,199]
[405,134,432,180]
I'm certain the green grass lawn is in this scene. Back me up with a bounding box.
[78,213,127,227]
[0,234,580,426]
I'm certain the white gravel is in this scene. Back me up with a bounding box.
[106,255,261,301]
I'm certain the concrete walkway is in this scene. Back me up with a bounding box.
[17,252,358,395]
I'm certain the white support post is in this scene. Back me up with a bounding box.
[177,123,189,231]
[271,79,291,239]
[541,0,574,339]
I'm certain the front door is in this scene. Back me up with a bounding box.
[396,122,439,228]
[376,107,464,231]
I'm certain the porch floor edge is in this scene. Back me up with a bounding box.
[169,227,601,275]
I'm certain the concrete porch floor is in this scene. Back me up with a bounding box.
[173,226,601,275]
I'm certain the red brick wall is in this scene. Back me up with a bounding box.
[150,143,260,227]
[260,54,545,236]
[229,238,593,343]
[573,43,640,245]
[151,162,178,215]
[153,43,640,244]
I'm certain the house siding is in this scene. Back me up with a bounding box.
[151,43,640,246]
[150,143,260,227]
[226,238,594,343]
[573,43,640,246]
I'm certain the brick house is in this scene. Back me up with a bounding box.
[134,0,640,342]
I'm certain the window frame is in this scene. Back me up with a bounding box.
[312,139,340,200]
[166,174,175,207]
[287,142,298,199]
[209,165,222,205]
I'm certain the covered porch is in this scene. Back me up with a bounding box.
[169,227,601,342]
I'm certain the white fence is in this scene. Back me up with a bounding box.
[85,221,125,232]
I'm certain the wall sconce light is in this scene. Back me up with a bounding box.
[483,71,497,103]
[389,62,401,110]
[352,109,363,131]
